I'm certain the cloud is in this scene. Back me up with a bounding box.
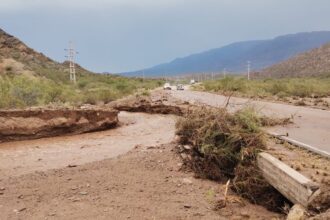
[2,0,330,72]
[0,0,180,11]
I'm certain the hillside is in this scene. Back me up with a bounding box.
[0,28,96,82]
[260,43,330,77]
[124,31,330,77]
[0,28,162,109]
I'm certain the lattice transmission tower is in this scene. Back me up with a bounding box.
[65,42,78,84]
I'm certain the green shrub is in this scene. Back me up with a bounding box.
[0,72,163,109]
[202,76,330,98]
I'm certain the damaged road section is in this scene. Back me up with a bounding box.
[111,97,186,116]
[0,108,118,142]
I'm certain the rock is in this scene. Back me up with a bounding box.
[174,135,181,142]
[16,207,26,212]
[184,204,192,209]
[68,196,80,202]
[79,191,88,195]
[67,164,77,168]
[180,153,188,160]
[287,204,306,220]
[240,210,250,218]
[183,145,192,150]
[0,187,5,191]
[182,178,193,185]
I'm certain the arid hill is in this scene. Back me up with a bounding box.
[0,28,92,81]
[260,43,330,77]
[0,28,162,109]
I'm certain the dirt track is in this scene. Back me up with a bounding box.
[0,144,280,220]
[169,90,330,154]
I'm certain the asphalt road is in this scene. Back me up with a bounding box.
[169,90,330,154]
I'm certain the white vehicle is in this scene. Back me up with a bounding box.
[163,83,172,90]
[190,79,196,84]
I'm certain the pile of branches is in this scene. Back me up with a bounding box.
[176,107,288,212]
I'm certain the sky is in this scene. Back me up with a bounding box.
[1,0,330,73]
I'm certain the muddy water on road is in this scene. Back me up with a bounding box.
[0,112,176,178]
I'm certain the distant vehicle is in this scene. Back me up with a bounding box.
[190,79,196,84]
[176,84,184,90]
[163,83,172,90]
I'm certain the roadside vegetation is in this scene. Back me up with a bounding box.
[199,76,330,106]
[0,73,163,109]
[176,107,290,212]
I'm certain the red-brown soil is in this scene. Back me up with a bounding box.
[0,142,282,220]
[0,108,118,142]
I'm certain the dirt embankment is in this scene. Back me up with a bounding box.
[109,94,189,116]
[0,108,118,142]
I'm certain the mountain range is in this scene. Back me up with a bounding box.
[123,31,330,77]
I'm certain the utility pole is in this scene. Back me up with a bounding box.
[65,41,78,84]
[248,61,251,80]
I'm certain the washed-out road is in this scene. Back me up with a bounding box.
[169,90,330,154]
[0,112,176,178]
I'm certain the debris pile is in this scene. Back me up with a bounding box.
[175,107,289,211]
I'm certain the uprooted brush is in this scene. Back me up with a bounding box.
[175,107,290,212]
